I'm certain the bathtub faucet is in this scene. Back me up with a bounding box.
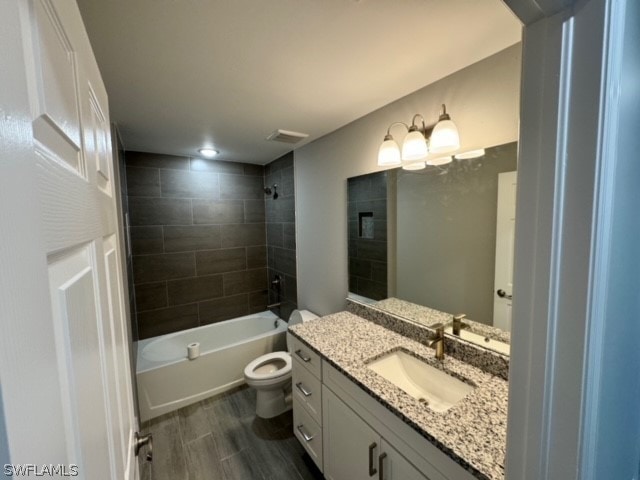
[267,302,281,309]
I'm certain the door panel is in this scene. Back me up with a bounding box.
[0,1,137,478]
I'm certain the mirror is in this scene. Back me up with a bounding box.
[347,142,517,353]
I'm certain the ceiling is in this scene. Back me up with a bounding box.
[77,0,521,165]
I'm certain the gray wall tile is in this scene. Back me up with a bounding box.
[283,223,296,250]
[199,294,249,325]
[223,268,267,295]
[273,248,296,277]
[138,304,199,339]
[243,164,264,176]
[167,275,223,306]
[196,248,246,275]
[135,282,168,311]
[129,197,192,226]
[266,223,283,248]
[131,226,164,255]
[127,151,190,170]
[164,226,221,253]
[220,174,263,200]
[190,158,245,175]
[221,224,265,247]
[246,246,267,269]
[126,166,160,196]
[192,199,244,224]
[244,200,265,223]
[161,170,219,198]
[133,252,196,283]
[125,150,270,339]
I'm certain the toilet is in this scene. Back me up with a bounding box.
[244,309,318,418]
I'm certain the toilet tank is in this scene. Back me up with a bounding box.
[286,309,318,351]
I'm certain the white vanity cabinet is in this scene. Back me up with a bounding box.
[289,334,478,480]
[290,334,324,471]
[323,386,428,480]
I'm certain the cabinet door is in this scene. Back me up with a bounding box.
[323,386,380,480]
[380,439,430,480]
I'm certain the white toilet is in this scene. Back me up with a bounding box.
[244,309,318,418]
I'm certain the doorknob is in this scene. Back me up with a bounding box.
[496,289,513,300]
[135,432,153,462]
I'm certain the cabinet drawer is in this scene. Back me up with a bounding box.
[292,360,322,424]
[293,397,323,472]
[288,334,321,379]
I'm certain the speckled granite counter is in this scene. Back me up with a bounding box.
[289,311,508,480]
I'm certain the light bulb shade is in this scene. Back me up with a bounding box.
[401,130,428,161]
[426,155,452,166]
[429,119,460,154]
[377,137,401,166]
[454,148,485,160]
[402,161,426,171]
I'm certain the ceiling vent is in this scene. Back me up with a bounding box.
[266,129,309,144]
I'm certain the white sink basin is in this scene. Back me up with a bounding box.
[443,326,510,355]
[366,350,474,412]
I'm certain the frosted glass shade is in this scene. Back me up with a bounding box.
[378,138,401,166]
[430,119,460,154]
[427,155,452,166]
[402,161,426,171]
[401,130,428,161]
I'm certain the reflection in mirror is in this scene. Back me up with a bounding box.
[347,142,517,353]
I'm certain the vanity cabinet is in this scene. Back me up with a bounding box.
[290,334,324,471]
[323,386,428,480]
[290,333,477,480]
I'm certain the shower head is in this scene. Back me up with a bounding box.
[264,184,278,199]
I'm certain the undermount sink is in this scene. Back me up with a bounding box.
[366,349,474,413]
[443,326,511,355]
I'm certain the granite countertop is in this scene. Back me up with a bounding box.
[289,311,508,480]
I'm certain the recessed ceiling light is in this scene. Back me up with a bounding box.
[198,148,219,158]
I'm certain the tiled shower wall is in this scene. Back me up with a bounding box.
[126,152,268,340]
[265,152,298,321]
[347,171,388,301]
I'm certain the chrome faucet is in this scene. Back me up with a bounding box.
[452,313,467,336]
[428,323,445,360]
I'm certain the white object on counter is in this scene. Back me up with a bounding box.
[187,342,200,360]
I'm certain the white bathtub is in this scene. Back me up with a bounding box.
[136,310,287,421]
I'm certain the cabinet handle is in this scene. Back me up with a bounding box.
[295,349,311,362]
[368,442,378,476]
[378,452,387,480]
[295,382,312,397]
[297,424,314,442]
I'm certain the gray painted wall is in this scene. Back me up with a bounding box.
[295,44,522,316]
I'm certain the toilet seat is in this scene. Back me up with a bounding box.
[244,352,291,382]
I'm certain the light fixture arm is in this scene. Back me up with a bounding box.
[384,121,409,138]
[438,104,451,121]
[410,114,427,134]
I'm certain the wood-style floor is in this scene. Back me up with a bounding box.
[139,385,324,480]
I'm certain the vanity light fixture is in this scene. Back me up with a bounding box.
[377,104,459,169]
[198,148,219,158]
[454,148,485,160]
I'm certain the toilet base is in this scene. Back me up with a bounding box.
[255,384,292,419]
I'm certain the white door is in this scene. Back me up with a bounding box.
[493,171,517,331]
[0,1,137,479]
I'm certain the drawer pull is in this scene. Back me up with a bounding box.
[297,424,315,442]
[295,349,311,362]
[378,452,387,480]
[295,382,312,397]
[368,442,377,476]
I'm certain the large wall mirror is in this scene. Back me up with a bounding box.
[347,142,517,354]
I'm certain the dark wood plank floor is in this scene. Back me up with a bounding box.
[139,386,324,480]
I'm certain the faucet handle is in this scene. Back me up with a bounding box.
[453,313,466,322]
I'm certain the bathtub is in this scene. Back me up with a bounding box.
[136,310,287,421]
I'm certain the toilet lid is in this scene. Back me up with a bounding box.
[244,352,291,380]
